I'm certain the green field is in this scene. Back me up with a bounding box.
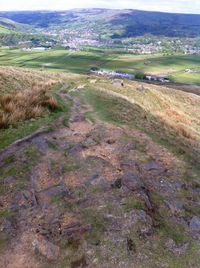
[0,47,200,85]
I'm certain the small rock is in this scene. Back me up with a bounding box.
[9,189,37,210]
[120,160,139,172]
[138,226,153,239]
[137,85,145,92]
[32,235,60,260]
[0,218,16,236]
[71,115,85,123]
[32,137,48,152]
[89,175,111,191]
[121,173,145,191]
[165,239,189,256]
[165,200,183,215]
[126,238,136,253]
[144,161,165,172]
[106,139,115,145]
[189,216,200,231]
[82,138,97,148]
[111,178,122,189]
[40,184,70,199]
[68,144,83,155]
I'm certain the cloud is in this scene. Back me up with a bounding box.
[1,0,200,14]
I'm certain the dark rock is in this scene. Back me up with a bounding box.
[31,137,49,152]
[111,178,122,189]
[32,235,60,260]
[68,144,83,156]
[71,115,85,123]
[121,173,145,191]
[189,216,200,231]
[144,161,165,172]
[139,191,153,210]
[62,223,92,242]
[9,189,37,210]
[40,184,70,199]
[120,160,139,172]
[106,139,115,145]
[70,256,87,268]
[126,238,136,253]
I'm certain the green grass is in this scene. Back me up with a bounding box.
[1,47,200,85]
[83,86,200,167]
[0,26,12,34]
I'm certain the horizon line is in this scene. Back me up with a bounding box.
[0,8,200,15]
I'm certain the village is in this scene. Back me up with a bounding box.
[91,69,170,83]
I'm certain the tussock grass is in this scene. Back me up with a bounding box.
[0,83,59,128]
[0,66,81,129]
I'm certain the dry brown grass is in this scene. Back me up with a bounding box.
[88,78,200,163]
[0,84,59,128]
[0,66,85,128]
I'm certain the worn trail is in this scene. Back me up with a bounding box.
[0,89,200,268]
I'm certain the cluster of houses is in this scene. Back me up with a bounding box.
[21,47,51,52]
[146,74,170,83]
[91,69,135,80]
[91,69,170,83]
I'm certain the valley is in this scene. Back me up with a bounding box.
[0,6,200,268]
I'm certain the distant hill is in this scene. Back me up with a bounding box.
[0,17,30,32]
[1,9,200,38]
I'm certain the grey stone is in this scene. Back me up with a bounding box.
[71,115,85,123]
[189,216,200,231]
[165,200,183,215]
[120,160,139,172]
[144,161,165,172]
[32,235,60,260]
[9,189,37,210]
[41,184,70,198]
[68,144,83,156]
[165,239,189,256]
[31,137,49,152]
[82,138,97,148]
[89,175,111,191]
[0,219,16,236]
[121,173,144,191]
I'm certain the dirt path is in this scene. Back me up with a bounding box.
[0,88,200,268]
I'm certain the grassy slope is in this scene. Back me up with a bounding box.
[84,78,200,166]
[1,64,200,165]
[0,47,200,85]
[0,67,82,149]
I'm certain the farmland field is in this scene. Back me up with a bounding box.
[0,47,200,85]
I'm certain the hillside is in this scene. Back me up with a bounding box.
[0,67,200,267]
[1,9,200,38]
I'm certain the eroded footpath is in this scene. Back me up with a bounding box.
[0,89,200,268]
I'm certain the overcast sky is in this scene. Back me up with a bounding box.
[1,0,200,14]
